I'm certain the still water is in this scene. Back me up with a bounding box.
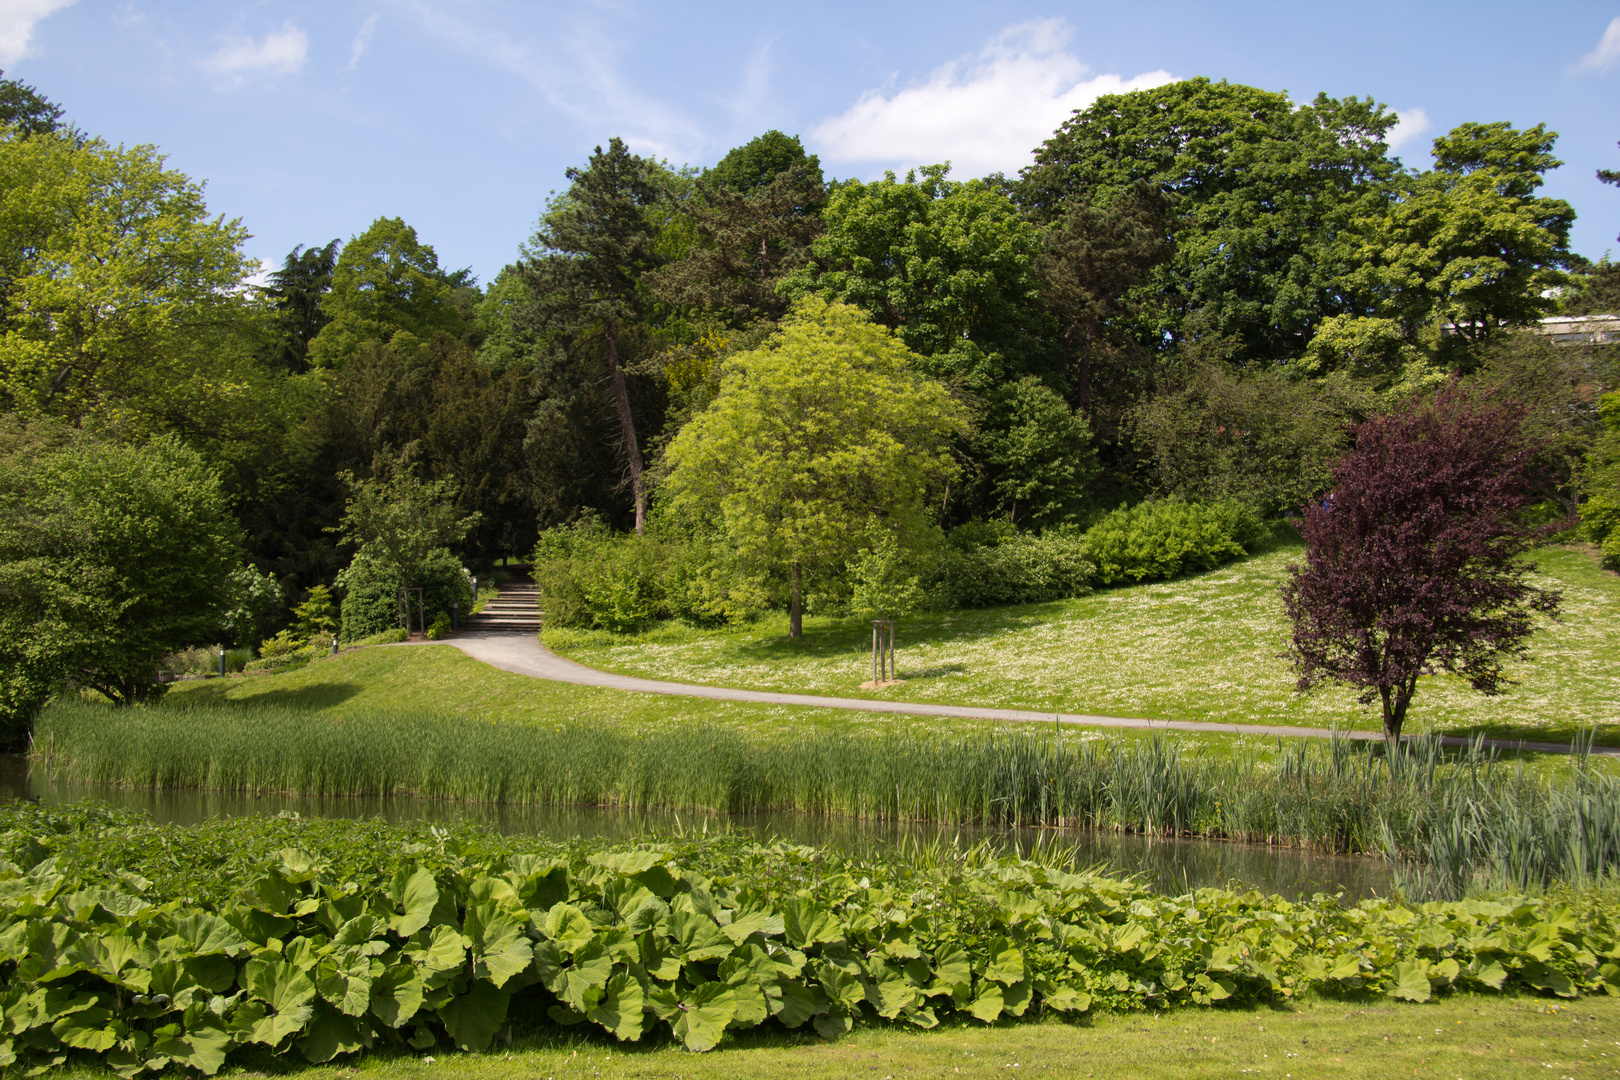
[0,755,1392,900]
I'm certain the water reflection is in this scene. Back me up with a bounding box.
[0,755,1391,900]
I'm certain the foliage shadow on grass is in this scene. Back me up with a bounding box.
[156,678,364,712]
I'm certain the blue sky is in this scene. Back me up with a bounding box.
[7,1,1619,284]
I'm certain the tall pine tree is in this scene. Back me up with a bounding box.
[519,139,665,533]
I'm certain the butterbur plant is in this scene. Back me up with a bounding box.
[2,810,1619,1074]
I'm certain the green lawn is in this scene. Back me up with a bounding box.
[53,995,1620,1079]
[547,543,1620,746]
[160,641,993,741]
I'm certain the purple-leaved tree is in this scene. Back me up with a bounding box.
[1281,384,1563,748]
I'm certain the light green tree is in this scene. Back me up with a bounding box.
[1348,123,1574,354]
[0,423,244,729]
[660,299,968,638]
[332,453,480,631]
[308,217,473,368]
[0,130,256,424]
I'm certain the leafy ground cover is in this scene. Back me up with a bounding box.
[547,544,1620,746]
[6,806,1618,1077]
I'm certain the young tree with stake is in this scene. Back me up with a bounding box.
[1281,385,1562,748]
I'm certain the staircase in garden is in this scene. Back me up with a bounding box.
[457,574,541,636]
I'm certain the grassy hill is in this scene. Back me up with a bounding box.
[545,543,1620,746]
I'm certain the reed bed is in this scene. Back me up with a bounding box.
[32,700,1620,896]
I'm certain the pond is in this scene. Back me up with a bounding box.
[0,755,1393,900]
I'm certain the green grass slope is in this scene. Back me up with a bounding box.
[546,544,1620,745]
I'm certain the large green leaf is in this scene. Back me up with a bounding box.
[153,1019,231,1075]
[723,905,784,945]
[315,951,376,1017]
[669,982,736,1052]
[369,964,425,1028]
[242,958,316,1015]
[782,898,843,949]
[863,958,918,1019]
[437,981,510,1052]
[586,972,645,1042]
[969,982,1004,1022]
[541,903,594,953]
[772,979,828,1029]
[386,868,439,939]
[467,910,532,989]
[980,937,1024,985]
[296,1010,365,1064]
[1388,961,1432,1002]
[404,925,468,974]
[673,910,736,963]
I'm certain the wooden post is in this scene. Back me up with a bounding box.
[868,619,897,686]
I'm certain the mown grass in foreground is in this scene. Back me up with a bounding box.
[34,699,1620,895]
[548,544,1620,745]
[51,997,1620,1080]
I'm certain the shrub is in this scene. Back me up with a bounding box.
[534,521,765,631]
[256,629,304,658]
[158,646,217,679]
[349,628,408,647]
[658,535,769,627]
[931,522,1096,607]
[222,647,252,673]
[426,612,452,640]
[1082,499,1265,584]
[338,547,472,641]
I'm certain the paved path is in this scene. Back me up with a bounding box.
[431,631,1619,758]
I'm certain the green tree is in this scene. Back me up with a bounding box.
[261,240,339,372]
[1035,185,1172,438]
[317,333,542,563]
[0,131,256,423]
[650,131,827,327]
[332,453,480,631]
[0,70,64,137]
[1132,361,1372,517]
[0,423,244,728]
[1348,123,1574,354]
[780,165,1044,391]
[1019,79,1401,361]
[982,376,1098,528]
[660,299,968,638]
[307,217,473,368]
[519,138,668,534]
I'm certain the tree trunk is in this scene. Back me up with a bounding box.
[1379,678,1415,752]
[602,317,647,535]
[789,561,802,640]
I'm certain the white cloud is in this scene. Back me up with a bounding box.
[201,21,308,78]
[1386,107,1431,154]
[393,2,703,161]
[0,0,78,66]
[1575,16,1620,73]
[348,14,378,71]
[810,19,1174,178]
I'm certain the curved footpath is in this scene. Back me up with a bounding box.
[431,630,1619,759]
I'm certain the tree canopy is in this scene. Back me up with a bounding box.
[660,299,968,637]
[0,423,243,727]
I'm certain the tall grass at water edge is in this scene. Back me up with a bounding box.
[32,700,1620,897]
